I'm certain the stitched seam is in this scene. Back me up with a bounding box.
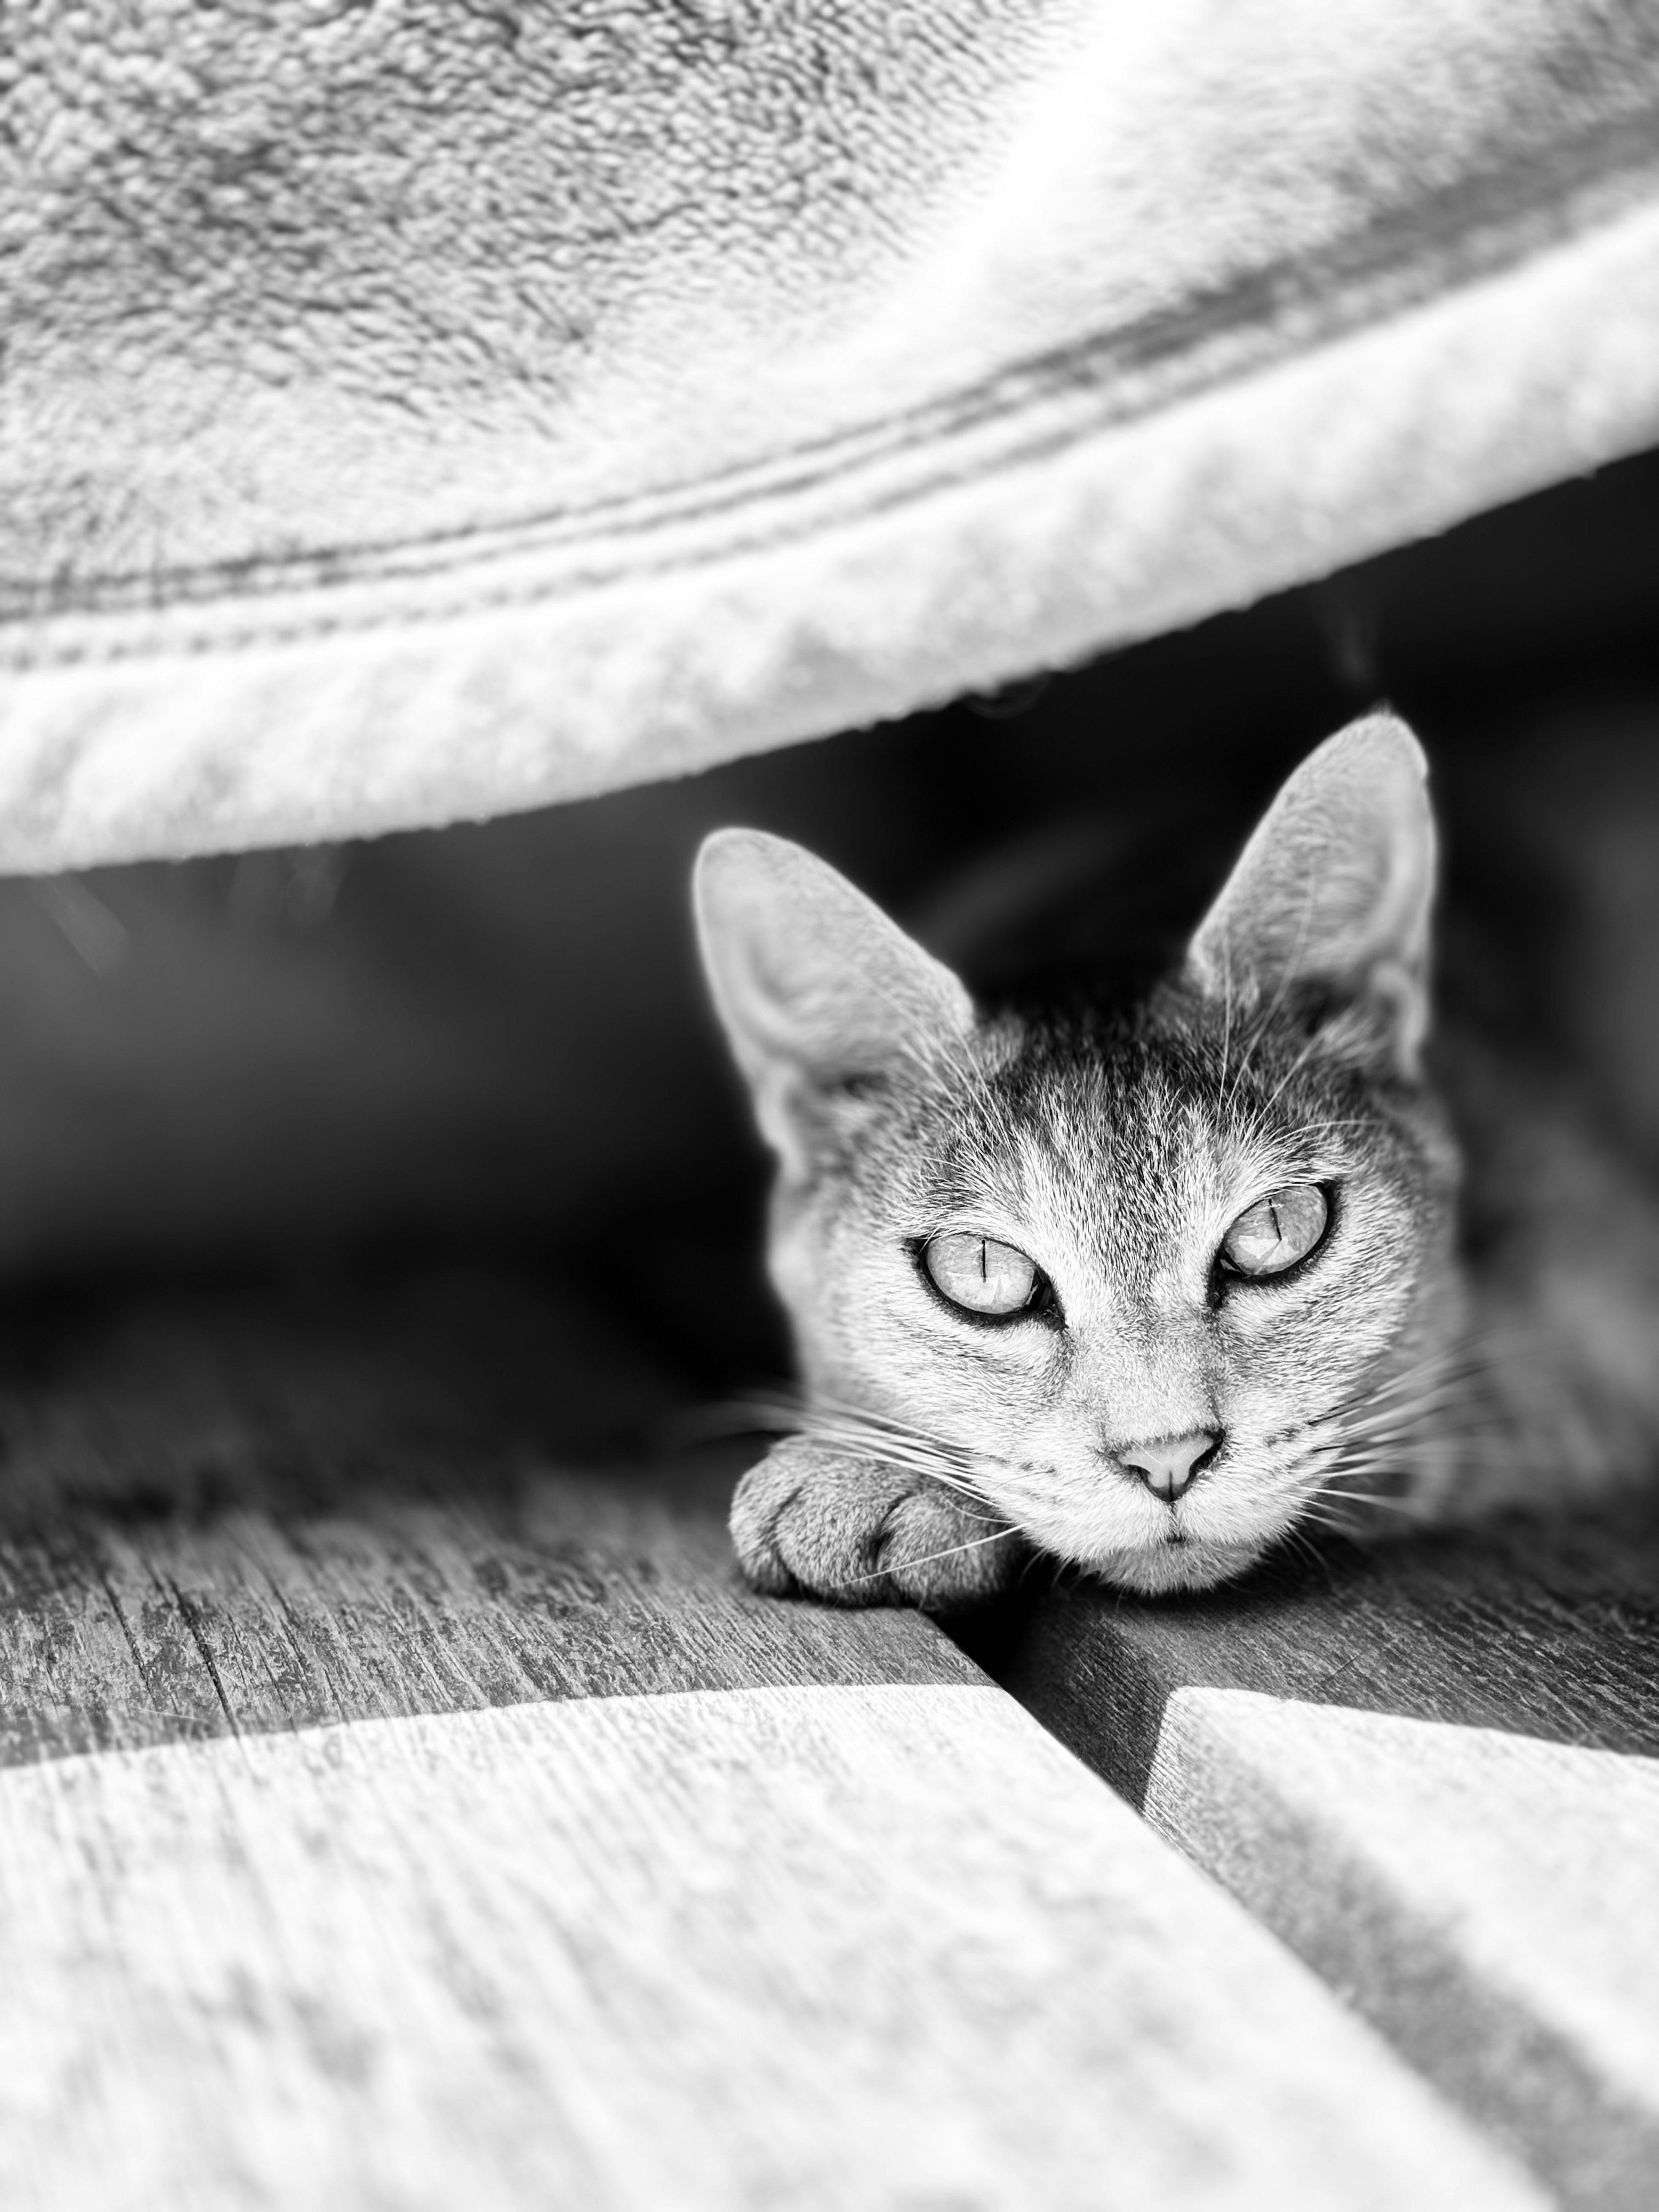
[4,119,1659,664]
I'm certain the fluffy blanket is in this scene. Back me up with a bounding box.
[3,0,1659,872]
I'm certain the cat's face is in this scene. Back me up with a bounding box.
[698,715,1465,1594]
[763,997,1462,1592]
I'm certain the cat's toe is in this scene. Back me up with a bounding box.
[731,1439,893,1601]
[728,1443,813,1597]
[729,1437,1016,1609]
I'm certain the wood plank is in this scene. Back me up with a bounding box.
[0,1684,1548,2212]
[0,1473,976,1765]
[1144,1691,1659,2212]
[0,1269,1549,2206]
[978,1505,1659,2206]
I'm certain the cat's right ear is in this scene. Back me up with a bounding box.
[694,830,974,1176]
[1184,713,1437,1076]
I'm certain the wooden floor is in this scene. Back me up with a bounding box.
[0,1268,1648,2208]
[982,1492,1659,2208]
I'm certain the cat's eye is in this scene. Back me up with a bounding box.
[922,1231,1045,1318]
[1219,1185,1329,1278]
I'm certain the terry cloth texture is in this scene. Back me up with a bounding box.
[3,0,1659,873]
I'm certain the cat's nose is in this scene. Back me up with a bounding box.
[1119,1429,1221,1503]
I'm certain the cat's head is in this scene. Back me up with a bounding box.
[695,715,1464,1595]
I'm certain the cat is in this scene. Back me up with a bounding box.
[694,713,1659,1608]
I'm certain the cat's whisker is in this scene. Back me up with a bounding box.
[823,1522,1023,1593]
[769,1381,950,1437]
[855,964,982,1095]
[1220,1011,1267,1122]
[1295,1349,1499,1480]
[1299,1504,1381,1542]
[1300,1484,1424,1515]
[1249,1026,1329,1124]
[691,1398,994,1491]
[1353,1342,1492,1398]
[725,1389,964,1453]
[764,1386,1066,1503]
[1265,1116,1375,1146]
[1321,1402,1497,1452]
[794,1419,979,1470]
[792,1434,989,1493]
[1332,1440,1492,1474]
[765,1407,1064,1516]
[1334,1392,1478,1431]
[680,1385,1070,1546]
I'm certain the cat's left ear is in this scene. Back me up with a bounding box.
[1184,713,1437,1076]
[695,829,975,1177]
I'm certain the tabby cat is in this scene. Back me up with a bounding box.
[695,715,1659,1607]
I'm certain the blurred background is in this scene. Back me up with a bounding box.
[3,445,1656,1406]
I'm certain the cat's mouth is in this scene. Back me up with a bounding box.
[1095,1533,1268,1596]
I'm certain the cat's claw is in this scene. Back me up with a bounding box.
[730,1436,1021,1611]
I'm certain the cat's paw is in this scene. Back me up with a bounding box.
[730,1436,1020,1611]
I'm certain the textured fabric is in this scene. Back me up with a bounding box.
[3,0,1659,871]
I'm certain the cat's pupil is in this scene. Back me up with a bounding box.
[1220,1185,1328,1277]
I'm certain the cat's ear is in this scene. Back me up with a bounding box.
[695,830,974,1175]
[1184,713,1437,1075]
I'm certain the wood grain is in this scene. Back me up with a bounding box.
[0,1473,979,1767]
[981,1506,1659,2206]
[0,1270,973,1764]
[0,1685,1547,2212]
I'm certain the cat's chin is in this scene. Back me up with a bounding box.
[1090,1537,1268,1597]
